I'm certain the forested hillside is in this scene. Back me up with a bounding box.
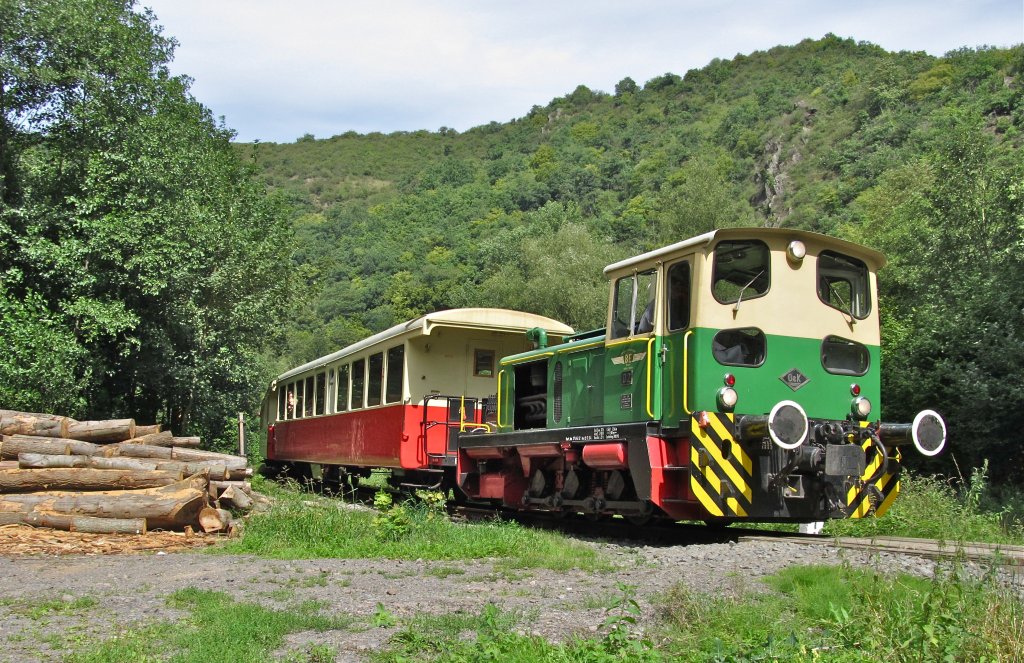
[249,36,1024,479]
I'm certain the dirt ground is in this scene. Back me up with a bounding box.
[2,521,987,662]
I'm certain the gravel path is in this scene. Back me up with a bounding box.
[0,538,1016,662]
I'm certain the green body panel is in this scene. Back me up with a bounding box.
[498,326,880,433]
[663,327,881,422]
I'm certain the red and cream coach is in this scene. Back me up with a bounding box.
[261,308,572,490]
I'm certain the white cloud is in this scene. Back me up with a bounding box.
[143,0,1024,142]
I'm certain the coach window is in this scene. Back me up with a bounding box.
[288,381,298,419]
[667,261,691,331]
[712,240,770,305]
[474,349,495,377]
[385,345,405,403]
[368,352,384,407]
[295,379,305,418]
[817,251,871,319]
[304,376,315,416]
[351,359,365,409]
[327,368,335,413]
[277,387,286,421]
[336,364,349,412]
[610,269,656,339]
[315,371,326,416]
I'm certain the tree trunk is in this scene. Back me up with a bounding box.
[17,453,231,480]
[0,512,146,534]
[0,474,209,530]
[0,435,101,459]
[0,468,180,493]
[65,419,136,443]
[122,431,174,446]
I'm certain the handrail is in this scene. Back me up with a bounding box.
[496,369,506,427]
[682,330,694,414]
[645,336,656,418]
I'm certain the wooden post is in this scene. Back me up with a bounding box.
[238,413,245,457]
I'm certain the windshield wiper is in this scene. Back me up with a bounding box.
[829,282,856,325]
[733,270,765,312]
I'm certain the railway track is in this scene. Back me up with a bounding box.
[451,504,1024,566]
[740,534,1024,567]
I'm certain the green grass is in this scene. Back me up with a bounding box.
[1,595,98,621]
[824,463,1024,544]
[65,588,354,663]
[219,477,610,572]
[655,563,1024,662]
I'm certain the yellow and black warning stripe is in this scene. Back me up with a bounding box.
[689,412,754,518]
[846,423,902,518]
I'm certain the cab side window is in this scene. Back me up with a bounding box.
[668,261,691,331]
[610,269,657,339]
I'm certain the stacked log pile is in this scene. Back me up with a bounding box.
[0,410,259,535]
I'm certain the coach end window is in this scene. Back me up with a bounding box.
[351,359,365,410]
[712,240,770,305]
[386,345,404,403]
[473,349,495,377]
[818,251,871,319]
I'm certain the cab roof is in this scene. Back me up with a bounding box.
[603,228,887,277]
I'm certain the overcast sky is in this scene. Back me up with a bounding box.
[141,0,1024,144]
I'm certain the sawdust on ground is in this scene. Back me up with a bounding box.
[0,523,221,556]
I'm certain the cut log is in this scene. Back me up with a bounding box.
[122,431,174,446]
[134,424,162,436]
[0,434,102,459]
[0,473,210,530]
[219,485,254,511]
[0,415,68,438]
[65,418,136,443]
[0,511,146,534]
[198,506,233,533]
[0,410,72,423]
[0,468,180,493]
[105,443,248,471]
[171,436,201,448]
[18,453,228,480]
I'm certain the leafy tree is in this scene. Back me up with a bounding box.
[0,0,298,444]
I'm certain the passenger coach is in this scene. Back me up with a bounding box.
[261,309,572,489]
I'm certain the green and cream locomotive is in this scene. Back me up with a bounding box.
[456,228,945,524]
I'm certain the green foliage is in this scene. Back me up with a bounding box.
[656,563,1024,662]
[825,463,1024,543]
[1,0,299,444]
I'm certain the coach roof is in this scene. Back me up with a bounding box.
[274,308,573,384]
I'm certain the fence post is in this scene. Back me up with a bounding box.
[238,412,246,456]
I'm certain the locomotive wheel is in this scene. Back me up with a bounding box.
[703,517,734,529]
[625,501,655,526]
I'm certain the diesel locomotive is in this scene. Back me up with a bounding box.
[262,228,946,525]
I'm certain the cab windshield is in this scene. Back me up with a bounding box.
[817,251,871,319]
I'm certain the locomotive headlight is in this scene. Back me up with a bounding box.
[852,396,872,419]
[787,240,806,264]
[717,387,738,411]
